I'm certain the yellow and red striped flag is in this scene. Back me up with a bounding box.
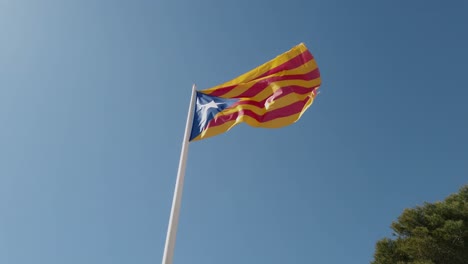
[190,43,321,141]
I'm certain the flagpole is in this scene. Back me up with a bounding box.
[162,84,197,264]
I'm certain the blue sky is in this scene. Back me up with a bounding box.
[1,0,467,263]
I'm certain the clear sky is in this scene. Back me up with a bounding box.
[1,0,467,263]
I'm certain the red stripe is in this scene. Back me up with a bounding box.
[205,84,237,96]
[256,50,314,79]
[234,68,320,98]
[206,97,311,129]
[231,85,318,109]
[210,68,320,98]
[207,50,314,97]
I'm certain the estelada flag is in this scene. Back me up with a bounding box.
[190,43,321,141]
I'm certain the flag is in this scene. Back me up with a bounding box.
[190,43,321,141]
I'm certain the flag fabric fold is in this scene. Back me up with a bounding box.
[190,43,321,141]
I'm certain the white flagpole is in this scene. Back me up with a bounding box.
[162,84,197,264]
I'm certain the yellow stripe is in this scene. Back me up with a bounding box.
[212,59,319,98]
[243,109,306,128]
[220,92,315,116]
[203,43,309,92]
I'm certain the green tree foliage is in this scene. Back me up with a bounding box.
[372,185,468,264]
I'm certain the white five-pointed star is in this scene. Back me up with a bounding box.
[198,100,223,128]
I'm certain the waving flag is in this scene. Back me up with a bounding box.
[190,43,321,141]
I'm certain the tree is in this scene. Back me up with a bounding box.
[372,185,468,264]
